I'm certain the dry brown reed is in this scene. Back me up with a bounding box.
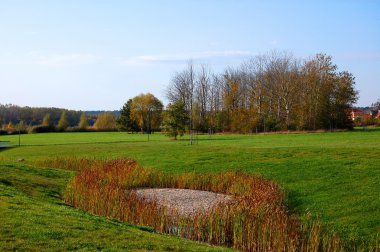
[40,157,376,251]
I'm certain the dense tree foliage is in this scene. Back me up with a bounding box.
[117,99,139,132]
[166,53,358,132]
[93,112,117,131]
[130,93,163,133]
[57,111,69,130]
[42,113,51,126]
[162,101,189,139]
[1,52,360,134]
[78,112,89,130]
[0,105,120,133]
[0,104,83,127]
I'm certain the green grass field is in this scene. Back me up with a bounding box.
[1,129,379,249]
[0,161,230,251]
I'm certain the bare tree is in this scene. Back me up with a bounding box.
[195,64,211,131]
[165,52,358,133]
[209,74,223,131]
[165,61,195,143]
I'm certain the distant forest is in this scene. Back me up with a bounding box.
[0,52,368,135]
[0,104,119,128]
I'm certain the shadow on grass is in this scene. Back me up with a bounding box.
[285,190,305,215]
[0,141,11,151]
[0,147,13,153]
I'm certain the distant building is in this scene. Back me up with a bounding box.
[351,108,364,121]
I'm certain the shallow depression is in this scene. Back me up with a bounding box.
[134,188,234,217]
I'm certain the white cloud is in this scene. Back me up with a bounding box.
[121,50,254,66]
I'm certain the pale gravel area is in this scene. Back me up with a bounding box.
[134,188,234,217]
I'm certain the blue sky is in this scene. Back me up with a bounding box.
[0,0,379,110]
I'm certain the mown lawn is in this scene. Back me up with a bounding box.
[1,129,379,247]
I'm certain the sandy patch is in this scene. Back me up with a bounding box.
[134,188,233,217]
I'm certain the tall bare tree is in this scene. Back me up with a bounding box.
[195,64,211,131]
[165,52,358,133]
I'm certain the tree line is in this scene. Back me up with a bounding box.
[0,104,122,134]
[0,95,163,135]
[0,105,84,127]
[165,52,358,133]
[1,52,360,136]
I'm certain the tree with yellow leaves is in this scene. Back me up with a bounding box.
[130,93,163,134]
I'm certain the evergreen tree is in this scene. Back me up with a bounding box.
[117,99,138,132]
[162,101,189,139]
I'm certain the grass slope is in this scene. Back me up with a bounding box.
[0,162,230,251]
[1,129,379,245]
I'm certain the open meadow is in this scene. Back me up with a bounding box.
[0,129,379,250]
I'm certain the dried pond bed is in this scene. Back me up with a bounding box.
[134,188,234,216]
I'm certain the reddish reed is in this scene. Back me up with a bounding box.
[40,157,376,251]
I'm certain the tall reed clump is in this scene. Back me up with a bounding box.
[44,157,367,251]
